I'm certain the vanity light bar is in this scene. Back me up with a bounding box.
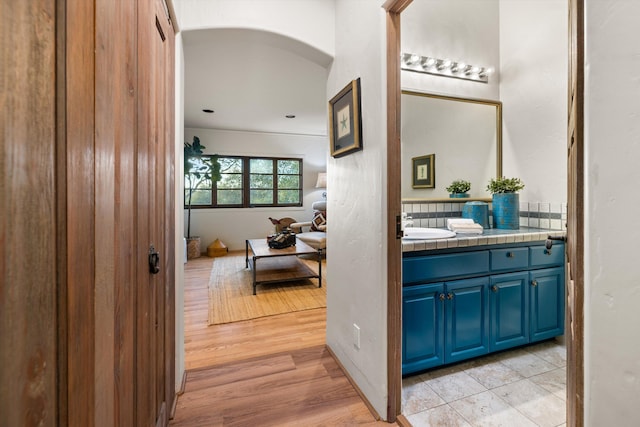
[400,52,493,83]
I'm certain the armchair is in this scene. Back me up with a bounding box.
[290,200,327,252]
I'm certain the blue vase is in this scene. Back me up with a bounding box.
[449,193,470,198]
[492,193,520,229]
[462,201,490,228]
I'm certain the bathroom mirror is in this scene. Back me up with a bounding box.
[401,90,502,200]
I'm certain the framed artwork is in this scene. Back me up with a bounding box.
[412,154,435,188]
[329,78,362,158]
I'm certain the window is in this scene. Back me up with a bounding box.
[185,155,303,208]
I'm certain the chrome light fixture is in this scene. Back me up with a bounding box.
[401,52,494,83]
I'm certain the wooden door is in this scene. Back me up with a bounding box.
[136,0,174,425]
[567,0,585,424]
[0,0,58,425]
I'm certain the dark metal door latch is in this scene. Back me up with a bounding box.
[149,245,160,274]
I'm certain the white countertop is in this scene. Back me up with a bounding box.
[402,227,566,253]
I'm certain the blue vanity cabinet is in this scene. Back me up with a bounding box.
[489,272,529,352]
[402,283,445,373]
[444,277,490,364]
[402,240,565,375]
[401,278,489,374]
[530,266,565,342]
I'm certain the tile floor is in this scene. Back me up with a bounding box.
[402,339,566,427]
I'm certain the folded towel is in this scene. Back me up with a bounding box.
[447,218,474,231]
[450,222,484,235]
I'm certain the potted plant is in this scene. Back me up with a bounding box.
[486,176,525,229]
[446,179,471,198]
[184,136,221,259]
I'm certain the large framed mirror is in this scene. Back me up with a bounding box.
[401,90,502,200]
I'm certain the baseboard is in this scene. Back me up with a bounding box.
[325,344,381,422]
[178,369,187,395]
[395,414,413,427]
[169,370,188,420]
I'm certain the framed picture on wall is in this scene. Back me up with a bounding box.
[329,78,362,158]
[412,154,435,188]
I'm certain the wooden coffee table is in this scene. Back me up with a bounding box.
[245,238,322,295]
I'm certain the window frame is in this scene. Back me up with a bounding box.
[184,155,303,209]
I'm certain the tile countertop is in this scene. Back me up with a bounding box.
[402,227,567,253]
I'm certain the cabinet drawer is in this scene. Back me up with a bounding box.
[403,251,489,284]
[530,243,564,268]
[490,247,528,272]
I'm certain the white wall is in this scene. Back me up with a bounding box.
[174,32,186,395]
[325,1,388,419]
[184,128,327,251]
[401,0,501,100]
[584,1,640,425]
[499,0,567,204]
[173,0,335,58]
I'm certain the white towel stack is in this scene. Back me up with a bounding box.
[447,218,484,234]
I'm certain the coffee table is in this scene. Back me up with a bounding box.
[245,238,322,295]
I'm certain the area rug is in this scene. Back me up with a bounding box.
[207,252,326,325]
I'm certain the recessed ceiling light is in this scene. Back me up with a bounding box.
[202,109,214,113]
[285,114,296,119]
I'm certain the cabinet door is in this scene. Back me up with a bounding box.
[402,284,445,374]
[445,277,489,364]
[490,272,529,352]
[530,267,565,342]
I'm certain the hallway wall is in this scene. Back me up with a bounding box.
[584,1,640,424]
[325,1,390,418]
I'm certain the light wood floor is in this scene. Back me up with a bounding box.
[170,255,394,426]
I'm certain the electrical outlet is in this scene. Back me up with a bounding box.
[353,324,361,349]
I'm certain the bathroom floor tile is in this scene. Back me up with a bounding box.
[402,375,446,415]
[449,390,538,427]
[493,378,566,426]
[407,404,473,427]
[494,348,557,378]
[529,367,567,401]
[463,357,524,389]
[423,369,487,403]
[525,340,567,367]
[402,342,567,426]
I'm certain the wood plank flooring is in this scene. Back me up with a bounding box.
[171,255,394,426]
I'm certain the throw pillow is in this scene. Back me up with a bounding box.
[311,211,326,231]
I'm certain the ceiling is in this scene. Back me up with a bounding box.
[182,28,333,136]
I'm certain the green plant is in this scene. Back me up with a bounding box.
[446,179,471,194]
[486,176,525,194]
[184,136,221,238]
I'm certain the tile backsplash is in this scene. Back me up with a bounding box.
[402,200,567,230]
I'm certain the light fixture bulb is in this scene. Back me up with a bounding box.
[451,62,466,73]
[400,52,492,83]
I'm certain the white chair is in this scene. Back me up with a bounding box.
[290,200,327,252]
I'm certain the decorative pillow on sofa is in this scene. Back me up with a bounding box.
[311,210,326,231]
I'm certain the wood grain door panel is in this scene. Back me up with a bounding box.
[567,0,585,425]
